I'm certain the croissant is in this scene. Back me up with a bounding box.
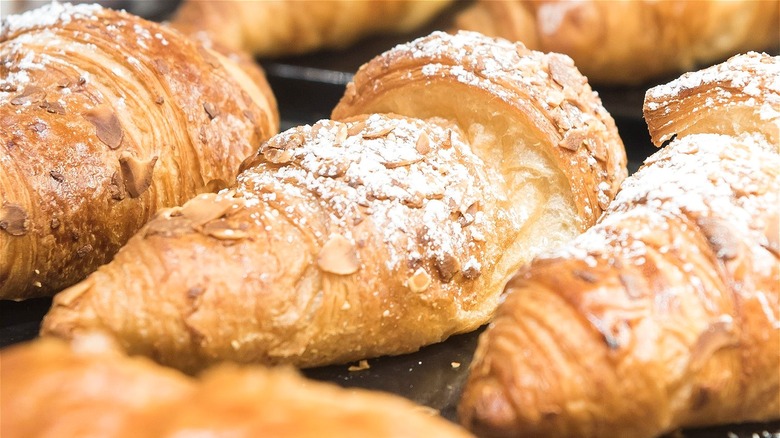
[0,3,279,300]
[454,0,780,85]
[170,0,453,58]
[458,52,780,438]
[0,334,474,437]
[41,31,626,372]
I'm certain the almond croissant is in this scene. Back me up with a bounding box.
[41,31,626,372]
[0,3,279,299]
[454,0,779,85]
[171,0,454,58]
[458,52,779,438]
[1,334,474,437]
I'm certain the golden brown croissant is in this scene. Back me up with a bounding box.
[454,0,780,85]
[0,3,279,300]
[0,334,474,437]
[41,31,626,372]
[170,0,454,58]
[458,52,780,437]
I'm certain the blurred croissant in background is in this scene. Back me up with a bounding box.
[455,0,780,85]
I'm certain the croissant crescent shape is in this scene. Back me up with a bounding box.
[0,3,279,299]
[41,31,626,372]
[458,53,780,438]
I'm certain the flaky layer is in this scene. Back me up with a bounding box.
[0,3,278,299]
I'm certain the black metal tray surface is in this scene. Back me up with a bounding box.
[1,2,779,437]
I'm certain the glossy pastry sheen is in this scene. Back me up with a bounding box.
[0,3,279,299]
[0,335,474,437]
[171,0,453,58]
[454,0,779,85]
[458,53,780,438]
[41,31,626,371]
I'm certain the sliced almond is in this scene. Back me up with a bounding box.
[435,253,461,283]
[362,124,394,139]
[415,132,431,155]
[181,193,240,226]
[347,120,366,137]
[119,152,158,198]
[408,267,431,293]
[202,220,249,240]
[697,216,739,261]
[85,104,123,149]
[10,86,46,105]
[317,234,360,275]
[203,102,219,120]
[0,203,29,236]
[109,171,126,200]
[263,148,294,164]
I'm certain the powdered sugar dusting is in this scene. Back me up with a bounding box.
[237,115,500,276]
[1,1,103,38]
[365,30,625,222]
[546,133,779,292]
[647,52,780,101]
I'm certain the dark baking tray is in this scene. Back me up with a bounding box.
[1,2,778,437]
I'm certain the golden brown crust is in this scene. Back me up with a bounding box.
[0,3,278,299]
[644,52,780,148]
[41,31,626,372]
[0,335,474,437]
[171,0,454,58]
[454,0,780,85]
[458,56,780,438]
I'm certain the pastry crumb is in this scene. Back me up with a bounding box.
[348,359,370,372]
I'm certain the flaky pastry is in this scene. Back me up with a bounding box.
[41,31,626,372]
[0,3,279,299]
[458,53,780,437]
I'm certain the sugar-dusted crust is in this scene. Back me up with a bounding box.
[644,52,780,147]
[459,50,780,438]
[0,3,278,299]
[42,31,627,371]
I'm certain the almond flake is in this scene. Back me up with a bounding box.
[119,153,158,198]
[85,105,123,149]
[317,234,360,275]
[202,220,249,240]
[0,203,29,236]
[181,193,239,226]
[203,102,219,120]
[415,132,431,154]
[10,86,46,105]
[362,125,394,139]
